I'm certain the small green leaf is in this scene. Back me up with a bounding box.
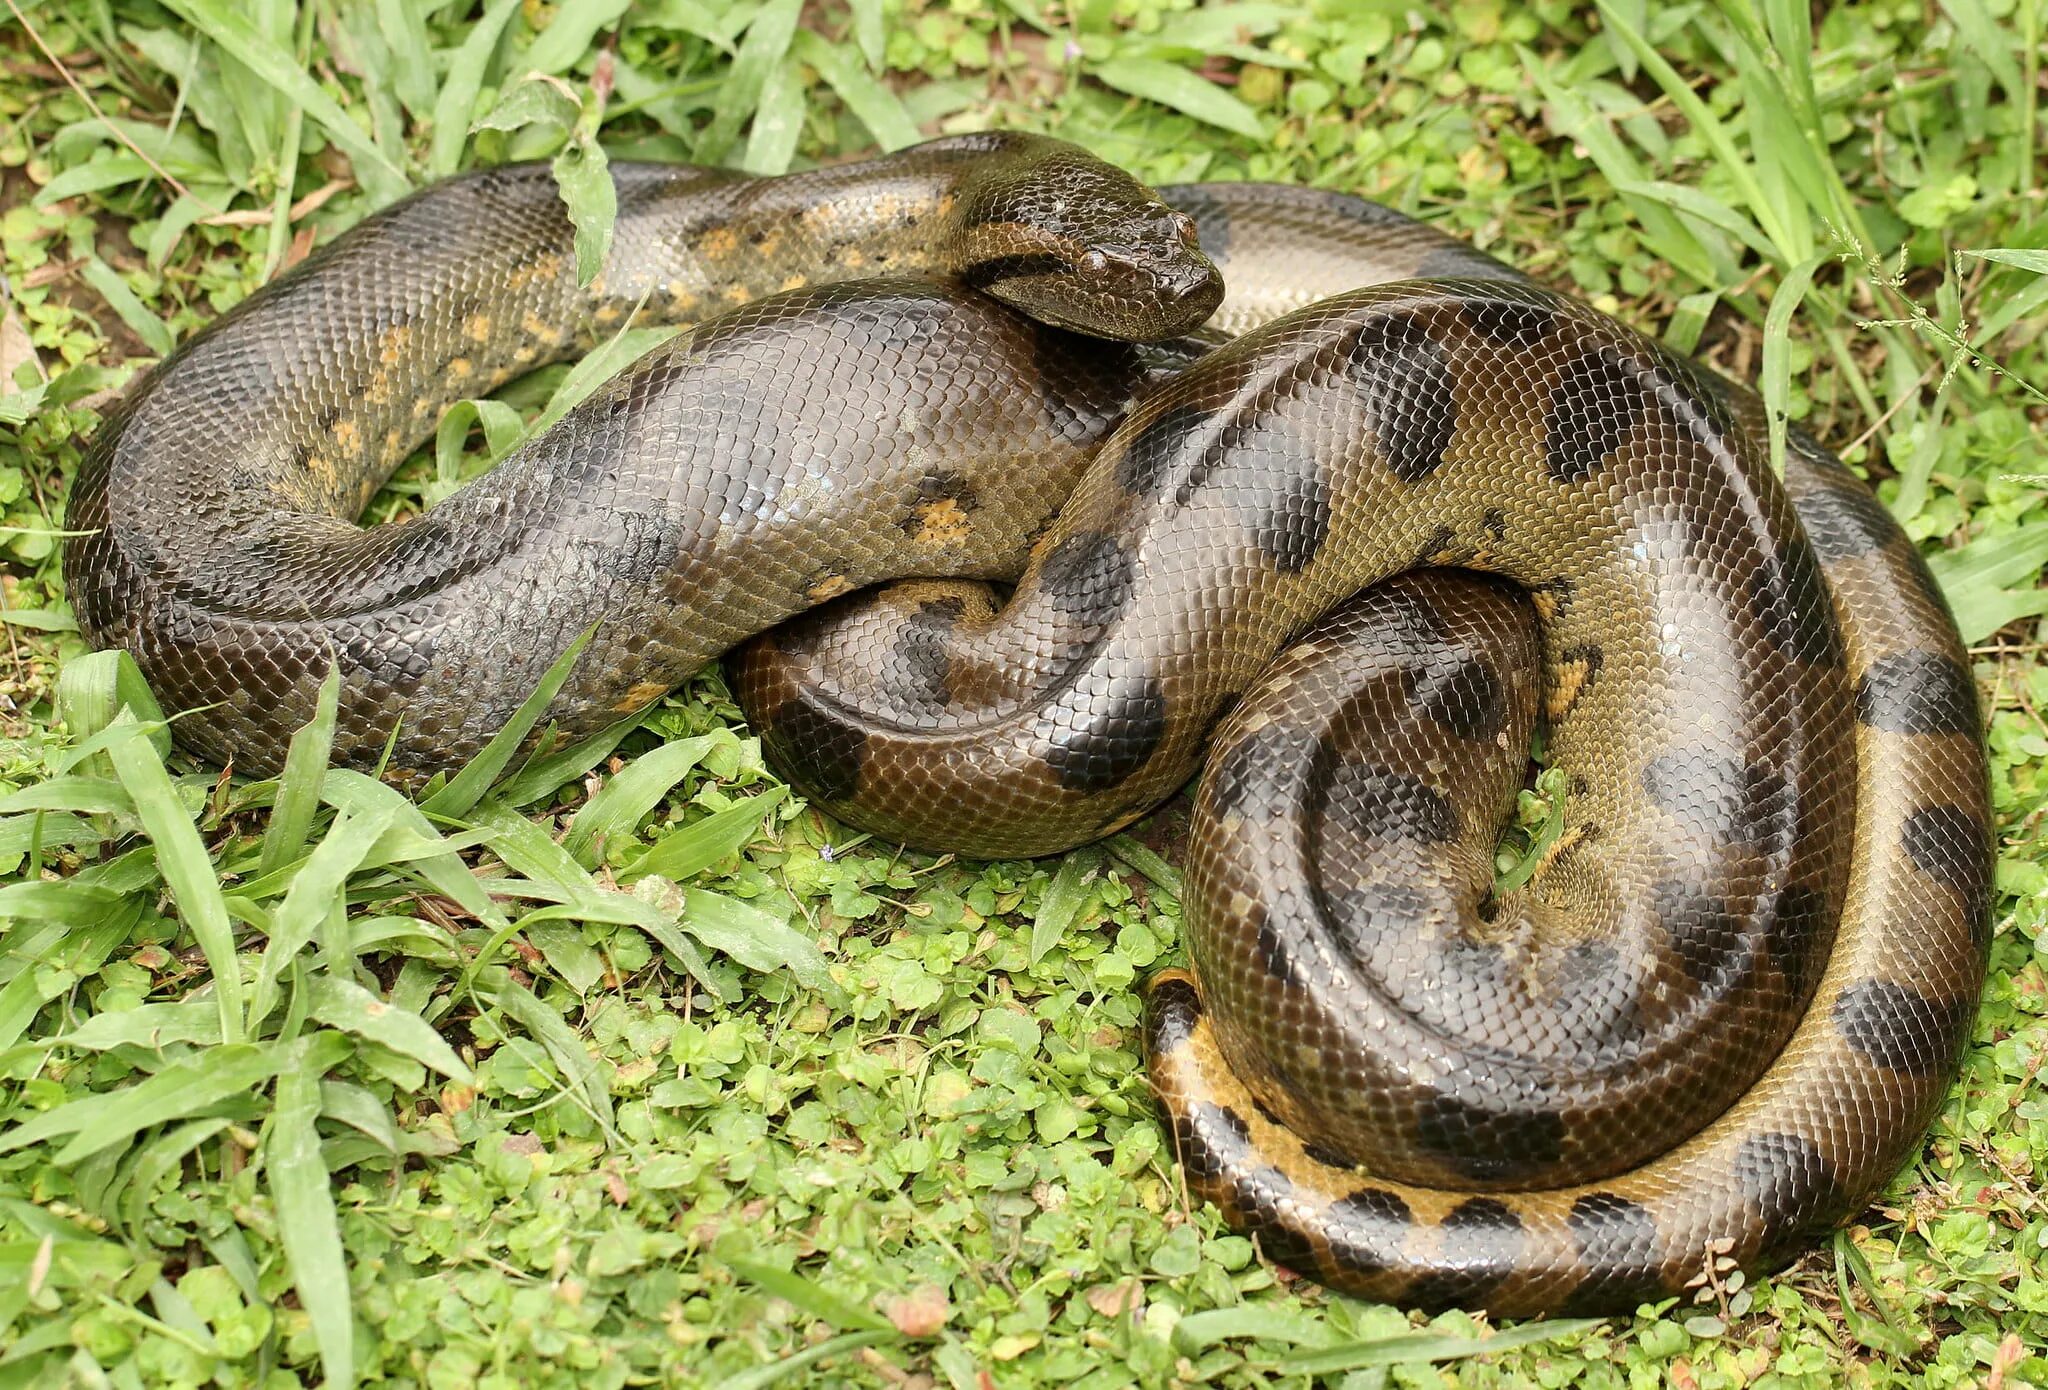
[1090,58,1267,140]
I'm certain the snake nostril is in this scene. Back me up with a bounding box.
[1171,211,1199,245]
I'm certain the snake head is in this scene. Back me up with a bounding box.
[948,135,1223,342]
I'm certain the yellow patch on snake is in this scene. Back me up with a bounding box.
[464,313,494,343]
[505,254,562,290]
[613,680,668,714]
[807,574,856,602]
[447,357,474,380]
[697,226,741,259]
[779,273,808,292]
[377,325,412,366]
[910,498,974,546]
[1547,653,1598,721]
[331,420,361,453]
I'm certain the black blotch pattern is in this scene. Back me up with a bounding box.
[1036,530,1136,626]
[1651,877,1751,989]
[1206,723,1323,817]
[1482,507,1509,545]
[764,692,867,803]
[1044,674,1169,791]
[1251,466,1332,572]
[1406,1198,1525,1309]
[1552,644,1605,718]
[1413,523,1459,566]
[1175,1102,1252,1181]
[882,601,959,712]
[1402,647,1508,742]
[1545,345,1645,484]
[1327,1187,1413,1275]
[1462,300,1557,347]
[1901,804,1993,937]
[1248,1196,1321,1272]
[1640,752,1794,849]
[1832,979,1972,1074]
[1748,542,1846,668]
[1853,651,1980,736]
[1558,1193,1669,1313]
[1797,479,1899,561]
[1146,975,1202,1053]
[1301,1139,1356,1170]
[1732,1131,1842,1259]
[1254,911,1307,988]
[1325,763,1460,844]
[1344,314,1460,482]
[1412,1089,1567,1183]
[1766,884,1832,1005]
[1116,399,1213,498]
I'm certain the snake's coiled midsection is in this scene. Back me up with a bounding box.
[64,140,1991,1316]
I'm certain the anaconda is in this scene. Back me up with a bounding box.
[63,136,1991,1317]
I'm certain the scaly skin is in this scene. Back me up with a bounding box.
[729,180,1991,1315]
[66,141,1990,1315]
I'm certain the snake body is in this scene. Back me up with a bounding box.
[64,138,1991,1316]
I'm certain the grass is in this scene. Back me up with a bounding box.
[1,0,2044,1386]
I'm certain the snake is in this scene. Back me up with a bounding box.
[63,134,1991,1317]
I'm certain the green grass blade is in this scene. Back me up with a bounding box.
[1273,1319,1608,1374]
[104,711,245,1044]
[681,888,831,991]
[419,626,596,820]
[1030,846,1103,966]
[562,734,718,865]
[1089,57,1266,140]
[307,976,474,1083]
[259,665,340,876]
[428,0,522,176]
[695,0,802,165]
[160,0,410,201]
[722,1257,896,1334]
[0,1043,286,1162]
[623,787,785,883]
[1762,253,1828,473]
[268,1039,356,1389]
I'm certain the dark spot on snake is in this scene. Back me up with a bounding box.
[1250,1096,1284,1126]
[1044,673,1168,791]
[1545,344,1645,484]
[1326,1187,1412,1275]
[901,469,979,527]
[1414,523,1459,566]
[1482,507,1509,544]
[1901,805,1993,935]
[1766,884,1832,1005]
[1640,752,1793,849]
[956,252,1073,292]
[1407,1198,1525,1309]
[761,690,867,804]
[1854,651,1979,736]
[1254,912,1307,988]
[1796,476,1899,561]
[1146,974,1202,1054]
[1462,299,1557,347]
[598,512,672,586]
[1412,1087,1567,1184]
[1832,980,1973,1074]
[1558,1193,1668,1314]
[1116,398,1212,498]
[1301,1139,1356,1171]
[1250,465,1331,572]
[1651,877,1751,990]
[1403,647,1508,742]
[1206,722,1322,818]
[1748,542,1845,668]
[1249,1200,1321,1272]
[1175,1102,1252,1181]
[1732,1131,1843,1257]
[1325,763,1460,844]
[1344,312,1460,482]
[1036,530,1135,626]
[1530,574,1576,620]
[882,602,960,712]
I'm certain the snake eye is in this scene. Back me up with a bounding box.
[1080,248,1110,274]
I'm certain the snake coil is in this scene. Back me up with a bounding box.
[66,135,1990,1316]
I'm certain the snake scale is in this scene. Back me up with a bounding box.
[65,133,1991,1317]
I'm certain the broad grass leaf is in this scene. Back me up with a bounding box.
[1274,1319,1608,1374]
[259,665,340,877]
[623,787,785,883]
[792,32,918,151]
[695,0,802,165]
[0,1043,292,1162]
[1090,58,1266,140]
[723,1257,895,1334]
[268,1039,356,1388]
[563,734,719,865]
[420,626,596,820]
[307,976,474,1083]
[1031,846,1103,965]
[429,0,523,176]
